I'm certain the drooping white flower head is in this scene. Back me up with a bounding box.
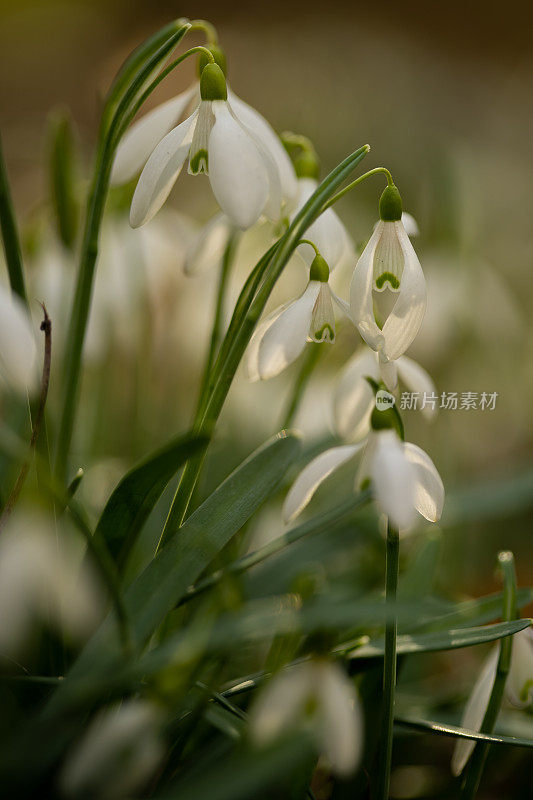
[283,423,444,531]
[246,253,341,381]
[451,627,533,776]
[0,512,102,656]
[350,185,426,362]
[130,64,282,231]
[334,347,437,440]
[0,285,38,395]
[60,700,164,799]
[249,658,364,776]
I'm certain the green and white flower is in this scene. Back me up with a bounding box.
[246,254,342,381]
[283,427,444,531]
[351,185,427,362]
[249,658,363,776]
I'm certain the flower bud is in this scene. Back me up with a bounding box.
[379,184,402,221]
[309,253,330,283]
[200,63,227,101]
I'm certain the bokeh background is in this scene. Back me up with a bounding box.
[1,2,533,795]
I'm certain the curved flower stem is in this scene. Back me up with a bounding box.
[282,343,322,429]
[377,520,399,800]
[189,19,219,44]
[0,305,51,531]
[54,22,191,483]
[0,135,28,306]
[321,166,394,212]
[197,231,239,405]
[460,551,517,800]
[156,145,370,549]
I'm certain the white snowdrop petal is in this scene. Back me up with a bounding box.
[130,111,197,228]
[333,349,378,440]
[451,649,499,777]
[350,223,385,351]
[208,102,270,229]
[317,662,364,776]
[381,222,427,360]
[188,101,214,174]
[378,353,398,392]
[185,213,232,275]
[403,442,445,522]
[373,221,404,290]
[249,666,311,745]
[371,431,417,530]
[397,355,437,420]
[309,283,336,343]
[111,87,196,185]
[0,286,37,394]
[283,443,363,523]
[245,303,291,382]
[506,627,533,708]
[401,211,419,237]
[256,283,320,380]
[229,91,298,208]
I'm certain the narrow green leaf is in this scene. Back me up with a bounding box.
[395,716,533,749]
[48,109,79,250]
[50,433,302,687]
[94,431,209,570]
[345,619,532,659]
[408,587,533,634]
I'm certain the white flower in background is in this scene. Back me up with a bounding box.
[249,659,363,776]
[451,627,533,777]
[0,512,102,656]
[124,62,291,230]
[293,176,353,271]
[0,285,38,395]
[334,347,436,440]
[283,426,444,532]
[59,700,165,799]
[351,185,426,362]
[246,254,342,381]
[185,211,233,275]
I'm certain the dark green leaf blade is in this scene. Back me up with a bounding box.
[345,619,532,659]
[395,716,533,749]
[94,431,209,570]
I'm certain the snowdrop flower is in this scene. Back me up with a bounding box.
[60,700,165,799]
[0,285,38,395]
[350,185,426,362]
[0,512,102,656]
[128,63,285,230]
[185,211,233,275]
[451,627,533,777]
[246,253,342,381]
[249,658,363,776]
[334,347,437,440]
[283,413,444,531]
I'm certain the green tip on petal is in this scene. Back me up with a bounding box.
[309,253,330,282]
[189,149,209,174]
[375,271,400,290]
[294,151,320,180]
[379,184,403,221]
[200,63,227,101]
[197,45,227,77]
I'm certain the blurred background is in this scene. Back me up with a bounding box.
[1,2,533,795]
